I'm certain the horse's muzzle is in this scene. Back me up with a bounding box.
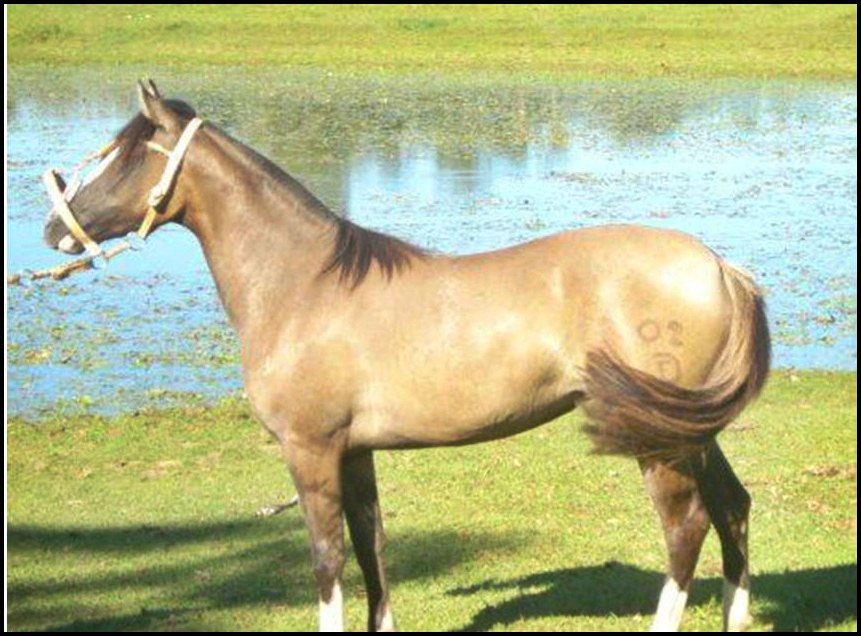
[42,168,96,256]
[42,172,81,253]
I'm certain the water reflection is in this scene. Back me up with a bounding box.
[7,68,857,416]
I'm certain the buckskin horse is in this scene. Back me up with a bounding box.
[43,81,770,632]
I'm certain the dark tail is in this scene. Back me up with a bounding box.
[582,261,771,462]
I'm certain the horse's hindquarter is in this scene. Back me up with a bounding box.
[579,226,733,388]
[252,226,734,450]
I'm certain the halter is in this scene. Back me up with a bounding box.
[44,117,204,259]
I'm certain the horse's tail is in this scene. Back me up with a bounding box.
[582,261,771,462]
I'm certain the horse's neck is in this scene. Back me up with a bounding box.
[181,129,336,340]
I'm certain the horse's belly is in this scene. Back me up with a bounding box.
[347,350,585,450]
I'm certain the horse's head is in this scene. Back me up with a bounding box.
[43,81,201,255]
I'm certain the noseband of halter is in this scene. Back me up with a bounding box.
[44,117,204,258]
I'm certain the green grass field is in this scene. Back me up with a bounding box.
[7,4,856,79]
[7,371,856,632]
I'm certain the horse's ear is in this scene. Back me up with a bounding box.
[137,80,159,120]
[136,79,177,129]
[146,79,161,99]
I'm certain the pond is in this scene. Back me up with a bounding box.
[7,68,857,417]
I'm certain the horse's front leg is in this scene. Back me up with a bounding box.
[343,451,396,632]
[283,433,348,632]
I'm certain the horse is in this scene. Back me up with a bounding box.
[42,81,770,632]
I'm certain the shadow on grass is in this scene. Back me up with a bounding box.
[449,560,857,631]
[10,520,855,631]
[7,517,525,631]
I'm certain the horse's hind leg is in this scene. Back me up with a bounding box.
[343,451,395,632]
[641,458,711,632]
[696,442,753,632]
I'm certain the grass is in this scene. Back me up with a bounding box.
[6,4,856,80]
[7,371,856,631]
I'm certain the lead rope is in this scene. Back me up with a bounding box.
[8,118,203,285]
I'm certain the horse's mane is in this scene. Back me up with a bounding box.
[321,219,427,289]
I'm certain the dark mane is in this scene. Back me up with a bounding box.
[203,126,427,289]
[322,219,427,289]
